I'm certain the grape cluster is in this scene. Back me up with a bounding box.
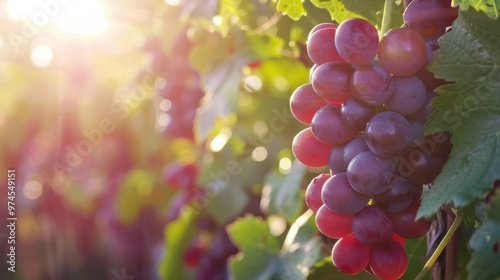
[293,2,457,279]
[145,32,205,140]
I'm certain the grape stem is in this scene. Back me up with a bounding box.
[414,209,465,280]
[380,0,396,37]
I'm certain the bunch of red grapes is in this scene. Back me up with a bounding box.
[146,31,205,140]
[291,1,457,279]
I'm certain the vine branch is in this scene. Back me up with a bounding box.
[415,209,465,280]
[380,0,396,37]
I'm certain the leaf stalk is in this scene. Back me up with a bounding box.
[414,209,465,280]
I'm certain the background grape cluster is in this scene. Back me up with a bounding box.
[292,1,458,278]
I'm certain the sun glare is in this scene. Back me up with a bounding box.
[7,0,107,36]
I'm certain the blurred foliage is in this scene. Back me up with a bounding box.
[1,0,498,280]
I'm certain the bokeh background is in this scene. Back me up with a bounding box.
[0,0,340,279]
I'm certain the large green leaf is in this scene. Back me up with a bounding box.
[227,215,282,279]
[418,10,500,218]
[454,0,500,19]
[227,212,323,280]
[467,192,500,279]
[207,182,249,225]
[191,29,284,142]
[273,0,307,20]
[261,160,306,222]
[280,210,324,279]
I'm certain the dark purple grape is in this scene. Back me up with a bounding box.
[374,176,416,213]
[365,112,413,157]
[389,201,432,239]
[416,36,446,90]
[397,147,446,185]
[352,205,394,244]
[343,137,370,167]
[403,0,458,37]
[408,91,438,124]
[385,76,427,116]
[408,120,425,147]
[329,145,347,174]
[350,65,393,106]
[347,151,395,196]
[334,18,379,65]
[311,105,357,146]
[311,62,354,103]
[321,172,370,215]
[340,98,376,130]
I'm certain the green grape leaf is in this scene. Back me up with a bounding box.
[191,29,284,142]
[467,192,500,280]
[227,215,282,279]
[207,181,249,225]
[157,210,197,280]
[261,160,306,222]
[280,210,323,279]
[275,160,307,222]
[261,172,285,215]
[309,0,403,29]
[228,215,281,253]
[273,0,307,20]
[228,213,323,280]
[418,10,500,218]
[454,0,500,19]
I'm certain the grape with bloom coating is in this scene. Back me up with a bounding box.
[385,76,427,116]
[378,28,427,76]
[352,205,394,245]
[350,64,394,107]
[389,201,431,239]
[322,172,370,215]
[365,112,413,158]
[347,151,394,196]
[335,18,379,65]
[311,62,354,102]
[311,105,357,146]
